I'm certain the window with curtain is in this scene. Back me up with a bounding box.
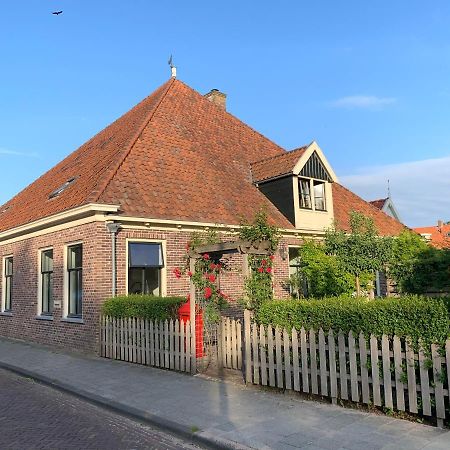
[299,178,312,209]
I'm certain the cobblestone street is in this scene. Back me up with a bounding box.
[0,368,201,450]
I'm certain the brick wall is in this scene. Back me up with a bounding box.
[0,223,301,353]
[0,222,111,353]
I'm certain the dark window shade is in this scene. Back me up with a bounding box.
[129,243,164,268]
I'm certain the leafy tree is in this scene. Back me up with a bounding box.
[290,241,372,298]
[390,230,450,293]
[325,212,393,296]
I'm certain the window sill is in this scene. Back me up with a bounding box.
[0,311,13,317]
[36,315,53,321]
[298,208,328,214]
[61,317,84,324]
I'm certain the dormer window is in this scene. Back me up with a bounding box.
[299,178,327,212]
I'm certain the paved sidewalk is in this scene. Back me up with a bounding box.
[0,338,448,450]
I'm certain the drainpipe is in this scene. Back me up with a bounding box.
[375,270,381,297]
[106,222,121,297]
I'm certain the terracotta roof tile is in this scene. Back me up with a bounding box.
[0,78,174,233]
[251,146,308,182]
[333,184,406,236]
[0,78,407,237]
[369,198,388,210]
[414,224,450,249]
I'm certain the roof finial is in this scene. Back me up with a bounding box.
[168,54,176,78]
[387,179,391,199]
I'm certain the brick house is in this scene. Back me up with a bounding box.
[0,77,405,353]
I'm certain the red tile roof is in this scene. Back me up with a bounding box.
[414,224,450,249]
[369,198,388,210]
[0,78,407,237]
[0,79,291,232]
[251,146,307,182]
[333,184,406,236]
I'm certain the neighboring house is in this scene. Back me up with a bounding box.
[0,77,406,352]
[369,197,402,222]
[414,220,450,249]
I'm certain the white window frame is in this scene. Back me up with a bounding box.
[298,177,328,212]
[1,255,13,313]
[37,247,53,318]
[63,241,83,321]
[126,238,167,297]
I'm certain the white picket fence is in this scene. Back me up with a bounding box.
[100,316,194,373]
[243,311,450,426]
[218,317,242,370]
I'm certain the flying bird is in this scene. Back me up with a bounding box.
[52,11,63,15]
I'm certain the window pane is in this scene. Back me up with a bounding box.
[128,267,161,295]
[5,277,11,310]
[41,249,53,272]
[42,272,53,314]
[289,247,301,267]
[299,179,312,209]
[129,243,164,268]
[313,181,326,211]
[68,245,82,269]
[69,270,82,316]
[5,257,13,276]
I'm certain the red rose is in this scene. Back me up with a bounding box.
[216,263,222,271]
[266,267,272,274]
[204,287,212,299]
[202,253,210,260]
[208,274,216,282]
[269,255,275,261]
[187,271,193,277]
[209,263,216,270]
[261,259,267,266]
[257,267,264,273]
[173,267,182,279]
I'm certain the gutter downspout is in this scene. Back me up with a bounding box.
[106,222,121,297]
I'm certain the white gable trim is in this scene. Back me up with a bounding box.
[292,141,338,182]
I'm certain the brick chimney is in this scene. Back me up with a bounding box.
[204,89,227,110]
[438,219,443,230]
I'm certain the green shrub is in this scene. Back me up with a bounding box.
[255,295,449,348]
[102,295,186,321]
[442,297,450,315]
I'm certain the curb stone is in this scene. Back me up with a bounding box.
[0,361,250,450]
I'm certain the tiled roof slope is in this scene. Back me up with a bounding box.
[98,79,291,227]
[251,146,307,182]
[0,78,407,236]
[369,198,388,210]
[0,78,291,232]
[414,224,450,249]
[333,184,406,236]
[0,79,174,233]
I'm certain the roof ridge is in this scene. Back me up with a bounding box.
[251,144,308,166]
[174,79,287,156]
[92,78,176,203]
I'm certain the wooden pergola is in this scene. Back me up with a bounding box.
[187,239,272,372]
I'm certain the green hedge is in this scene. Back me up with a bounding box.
[102,295,186,321]
[255,295,450,347]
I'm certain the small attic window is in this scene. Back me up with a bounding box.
[49,177,77,199]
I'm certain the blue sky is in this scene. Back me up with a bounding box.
[0,1,449,227]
